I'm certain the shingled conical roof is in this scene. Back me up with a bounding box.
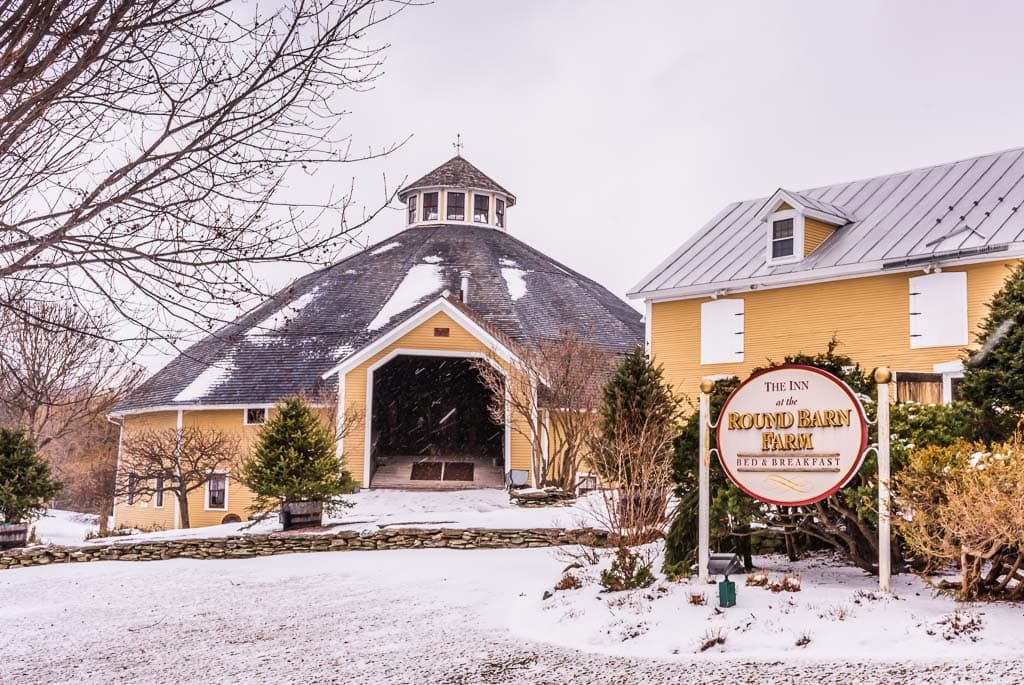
[114,224,642,413]
[399,156,515,204]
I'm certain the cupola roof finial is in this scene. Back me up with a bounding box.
[452,133,464,157]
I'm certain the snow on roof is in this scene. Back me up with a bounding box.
[367,263,444,331]
[370,242,401,255]
[172,351,236,402]
[245,288,320,337]
[501,267,530,301]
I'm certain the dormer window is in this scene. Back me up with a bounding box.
[496,198,505,228]
[473,194,489,223]
[407,195,418,224]
[423,192,438,221]
[446,192,465,221]
[771,218,795,259]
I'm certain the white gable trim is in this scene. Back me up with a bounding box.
[320,297,518,380]
[756,189,851,226]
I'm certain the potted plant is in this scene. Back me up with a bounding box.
[0,428,62,549]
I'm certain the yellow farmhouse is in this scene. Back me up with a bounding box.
[631,147,1024,404]
[111,156,643,530]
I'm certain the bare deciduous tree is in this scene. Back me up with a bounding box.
[0,0,410,344]
[115,426,240,528]
[0,297,140,447]
[474,330,616,491]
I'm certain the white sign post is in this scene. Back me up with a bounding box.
[698,378,714,584]
[698,365,893,590]
[875,367,892,594]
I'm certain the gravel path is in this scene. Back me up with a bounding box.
[0,550,1017,684]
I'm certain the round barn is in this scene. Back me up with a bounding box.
[111,155,643,530]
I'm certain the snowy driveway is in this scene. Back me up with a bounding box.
[1,549,1019,684]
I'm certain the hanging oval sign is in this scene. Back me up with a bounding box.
[715,365,869,507]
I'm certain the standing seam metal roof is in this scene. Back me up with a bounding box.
[631,147,1024,297]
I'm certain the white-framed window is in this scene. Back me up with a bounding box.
[244,407,267,425]
[909,272,968,349]
[765,210,804,265]
[205,473,228,511]
[446,192,465,221]
[495,198,505,228]
[422,192,439,221]
[700,298,744,365]
[154,476,164,508]
[407,194,418,224]
[473,194,489,223]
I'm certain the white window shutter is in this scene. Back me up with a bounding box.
[909,272,967,349]
[701,299,744,364]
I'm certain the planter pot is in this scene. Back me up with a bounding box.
[279,501,324,531]
[0,523,29,550]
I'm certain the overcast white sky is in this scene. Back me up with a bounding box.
[146,0,1024,367]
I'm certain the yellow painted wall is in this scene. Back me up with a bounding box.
[114,407,292,530]
[341,310,534,487]
[650,259,1020,403]
[803,217,835,256]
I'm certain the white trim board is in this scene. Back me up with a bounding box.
[321,297,518,380]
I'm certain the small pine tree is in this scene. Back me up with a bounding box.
[238,396,355,516]
[961,261,1024,440]
[597,346,680,462]
[0,427,63,524]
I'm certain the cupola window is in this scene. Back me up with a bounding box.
[447,192,465,221]
[771,218,795,259]
[422,192,439,221]
[407,195,418,224]
[473,194,490,223]
[495,198,506,228]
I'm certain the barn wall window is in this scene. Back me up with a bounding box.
[771,218,795,258]
[765,209,803,265]
[154,476,164,507]
[127,472,138,505]
[206,473,227,510]
[909,272,967,349]
[446,192,465,221]
[422,192,439,221]
[244,407,267,425]
[700,298,744,365]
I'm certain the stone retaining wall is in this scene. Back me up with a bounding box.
[0,527,614,571]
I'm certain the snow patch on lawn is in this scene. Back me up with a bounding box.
[508,550,1024,661]
[88,489,605,545]
[367,263,444,331]
[501,267,530,301]
[421,254,443,264]
[33,510,100,546]
[173,351,237,402]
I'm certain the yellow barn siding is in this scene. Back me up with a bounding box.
[341,310,535,487]
[650,259,1020,401]
[803,217,835,256]
[775,202,793,212]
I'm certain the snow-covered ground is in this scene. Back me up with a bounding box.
[93,489,604,545]
[31,509,100,546]
[2,546,1022,683]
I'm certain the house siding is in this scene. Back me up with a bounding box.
[650,259,1019,402]
[803,217,835,256]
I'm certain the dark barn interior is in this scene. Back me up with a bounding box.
[369,355,504,487]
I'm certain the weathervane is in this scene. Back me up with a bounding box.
[452,133,464,156]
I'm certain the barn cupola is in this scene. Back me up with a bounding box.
[398,154,516,230]
[756,189,854,266]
